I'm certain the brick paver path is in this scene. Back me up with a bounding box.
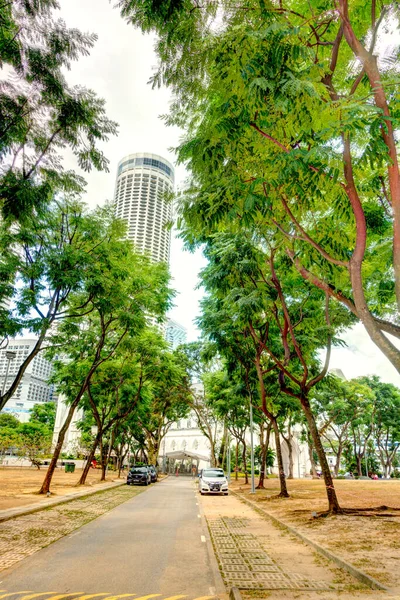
[0,485,143,572]
[208,516,336,591]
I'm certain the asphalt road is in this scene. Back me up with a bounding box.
[0,477,223,599]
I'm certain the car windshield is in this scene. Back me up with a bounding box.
[203,470,225,478]
[130,467,147,473]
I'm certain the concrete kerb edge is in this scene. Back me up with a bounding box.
[229,587,243,600]
[232,490,390,593]
[195,481,227,599]
[0,480,126,524]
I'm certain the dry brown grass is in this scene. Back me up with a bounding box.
[231,478,400,592]
[0,466,123,510]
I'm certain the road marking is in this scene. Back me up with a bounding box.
[162,596,187,600]
[0,594,33,600]
[76,595,111,600]
[103,595,136,600]
[133,595,161,600]
[201,535,206,543]
[192,596,216,600]
[20,595,58,600]
[45,594,84,600]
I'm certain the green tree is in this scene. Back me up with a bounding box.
[120,0,400,375]
[29,402,56,431]
[198,231,353,511]
[0,427,20,463]
[77,330,168,484]
[177,342,223,467]
[39,235,172,494]
[0,0,117,221]
[0,198,129,412]
[18,422,51,469]
[138,349,192,465]
[359,376,400,477]
[0,413,19,429]
[315,377,375,476]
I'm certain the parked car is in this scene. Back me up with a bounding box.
[147,465,158,483]
[127,466,151,486]
[199,468,229,495]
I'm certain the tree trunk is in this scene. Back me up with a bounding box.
[302,397,341,513]
[287,437,294,479]
[218,424,227,468]
[257,421,272,489]
[39,398,80,494]
[235,440,239,481]
[78,433,101,485]
[282,426,294,479]
[334,442,343,477]
[119,450,128,477]
[100,437,108,481]
[272,419,289,498]
[307,432,318,478]
[102,429,115,481]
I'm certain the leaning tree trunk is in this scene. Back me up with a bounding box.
[302,396,341,513]
[78,433,101,485]
[272,419,289,498]
[39,398,80,494]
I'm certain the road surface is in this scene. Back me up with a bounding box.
[0,477,224,599]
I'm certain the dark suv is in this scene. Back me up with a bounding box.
[147,465,158,483]
[127,466,151,486]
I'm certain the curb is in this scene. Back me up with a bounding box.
[232,490,390,593]
[0,480,126,524]
[229,587,242,600]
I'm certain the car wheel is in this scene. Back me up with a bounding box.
[224,492,229,496]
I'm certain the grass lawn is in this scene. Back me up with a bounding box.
[231,477,400,591]
[0,466,124,511]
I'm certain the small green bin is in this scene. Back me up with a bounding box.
[65,462,75,473]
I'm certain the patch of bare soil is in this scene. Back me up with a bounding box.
[0,467,124,510]
[231,478,400,593]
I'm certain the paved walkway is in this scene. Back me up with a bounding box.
[0,478,222,600]
[200,490,365,595]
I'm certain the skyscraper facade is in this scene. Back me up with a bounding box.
[166,319,187,350]
[114,153,174,263]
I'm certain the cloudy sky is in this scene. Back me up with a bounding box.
[58,1,400,386]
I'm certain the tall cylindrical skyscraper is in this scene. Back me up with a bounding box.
[114,153,174,263]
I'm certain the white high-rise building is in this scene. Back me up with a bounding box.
[0,339,56,422]
[166,319,187,350]
[114,153,174,263]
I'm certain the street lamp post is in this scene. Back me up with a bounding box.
[250,401,255,494]
[1,350,17,396]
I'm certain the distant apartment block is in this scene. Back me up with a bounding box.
[0,339,56,422]
[166,319,187,350]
